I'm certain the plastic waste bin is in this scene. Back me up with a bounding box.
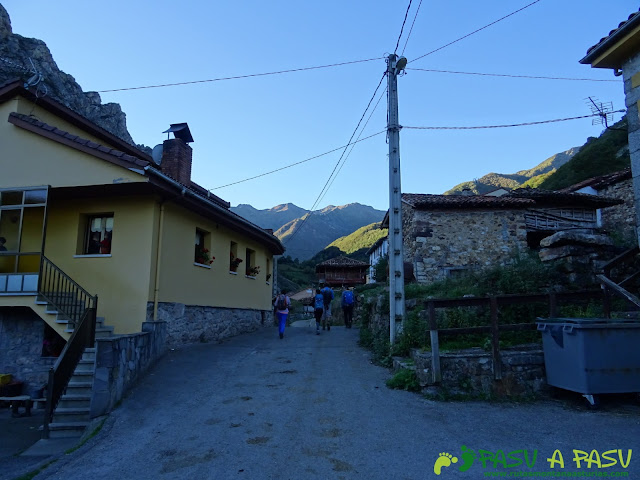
[536,318,640,398]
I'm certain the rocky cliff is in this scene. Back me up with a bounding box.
[0,4,145,150]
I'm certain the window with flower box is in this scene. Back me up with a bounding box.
[194,229,214,267]
[230,241,242,273]
[245,248,259,277]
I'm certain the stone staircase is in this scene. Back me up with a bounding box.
[45,347,96,439]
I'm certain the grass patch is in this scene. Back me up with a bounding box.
[12,460,57,480]
[64,418,106,455]
[386,369,421,392]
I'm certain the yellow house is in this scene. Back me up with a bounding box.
[0,79,284,400]
[580,9,640,246]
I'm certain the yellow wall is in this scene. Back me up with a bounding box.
[44,196,157,334]
[0,99,145,189]
[156,202,274,311]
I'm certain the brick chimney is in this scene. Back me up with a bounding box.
[161,123,194,185]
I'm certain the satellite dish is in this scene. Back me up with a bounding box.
[151,144,164,165]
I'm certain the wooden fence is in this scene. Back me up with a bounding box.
[424,290,604,384]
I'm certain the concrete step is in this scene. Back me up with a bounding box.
[82,348,96,361]
[70,371,94,383]
[57,394,91,409]
[74,359,95,373]
[66,381,93,396]
[47,421,88,439]
[95,326,114,338]
[52,407,90,423]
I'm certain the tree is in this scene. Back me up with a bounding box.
[373,254,388,283]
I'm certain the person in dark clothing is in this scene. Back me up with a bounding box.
[341,287,355,328]
[313,288,324,335]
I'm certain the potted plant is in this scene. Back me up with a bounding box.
[195,246,215,265]
[247,265,260,277]
[230,251,243,272]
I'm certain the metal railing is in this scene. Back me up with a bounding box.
[38,256,97,438]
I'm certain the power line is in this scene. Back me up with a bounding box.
[97,57,384,93]
[317,87,388,207]
[410,0,541,64]
[402,111,626,130]
[210,130,385,190]
[394,0,413,55]
[406,67,621,82]
[401,0,423,56]
[284,72,388,246]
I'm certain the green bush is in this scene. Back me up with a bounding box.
[386,369,421,392]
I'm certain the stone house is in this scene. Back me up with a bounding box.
[561,168,636,246]
[0,80,284,408]
[382,190,621,284]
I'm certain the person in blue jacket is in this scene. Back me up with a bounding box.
[313,288,324,335]
[341,287,355,328]
[320,283,334,331]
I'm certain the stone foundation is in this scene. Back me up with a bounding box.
[410,345,546,397]
[91,321,167,417]
[0,307,55,396]
[148,302,271,347]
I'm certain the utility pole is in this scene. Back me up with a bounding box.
[387,53,407,344]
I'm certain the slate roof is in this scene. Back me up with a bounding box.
[316,256,369,268]
[560,168,632,193]
[366,236,387,256]
[8,112,150,168]
[402,193,534,209]
[581,9,640,65]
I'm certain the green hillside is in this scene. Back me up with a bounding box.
[537,118,630,190]
[327,223,387,254]
[444,149,577,195]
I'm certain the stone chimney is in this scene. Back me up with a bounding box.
[161,123,194,185]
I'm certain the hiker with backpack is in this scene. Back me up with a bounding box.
[320,283,334,331]
[273,289,291,339]
[313,288,324,335]
[341,287,355,328]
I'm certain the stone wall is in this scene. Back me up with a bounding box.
[0,307,54,396]
[410,346,546,397]
[91,321,167,417]
[149,302,271,347]
[404,208,528,284]
[600,178,636,245]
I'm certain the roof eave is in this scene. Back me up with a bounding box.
[581,17,640,69]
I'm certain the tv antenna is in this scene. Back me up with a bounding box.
[585,97,621,130]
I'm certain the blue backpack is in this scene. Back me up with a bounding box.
[343,290,354,306]
[314,294,324,310]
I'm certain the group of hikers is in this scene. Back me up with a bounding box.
[272,282,356,339]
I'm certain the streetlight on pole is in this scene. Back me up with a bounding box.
[387,53,407,344]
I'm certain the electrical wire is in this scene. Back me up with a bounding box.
[406,67,621,82]
[97,57,384,93]
[210,130,386,190]
[401,0,423,56]
[394,0,413,55]
[402,111,626,130]
[283,72,388,246]
[317,87,388,207]
[409,0,541,64]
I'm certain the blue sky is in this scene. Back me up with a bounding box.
[2,1,637,211]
